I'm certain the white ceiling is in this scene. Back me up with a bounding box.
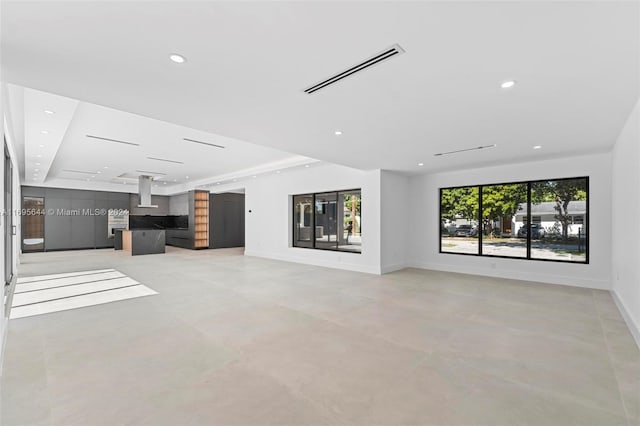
[9,85,311,194]
[2,1,639,182]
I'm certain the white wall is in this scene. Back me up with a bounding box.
[611,99,640,346]
[408,152,612,290]
[380,171,410,273]
[242,163,382,274]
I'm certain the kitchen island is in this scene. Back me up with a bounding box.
[121,229,165,255]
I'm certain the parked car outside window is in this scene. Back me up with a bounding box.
[517,223,545,239]
[454,224,477,237]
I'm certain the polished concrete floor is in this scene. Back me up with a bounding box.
[2,247,638,426]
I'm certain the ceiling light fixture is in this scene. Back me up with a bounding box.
[39,144,44,148]
[35,162,41,166]
[305,165,310,168]
[36,155,42,158]
[185,176,190,179]
[40,130,49,134]
[34,169,39,172]
[169,53,186,63]
[334,130,343,136]
[103,166,109,169]
[217,182,221,185]
[533,145,542,150]
[500,80,516,89]
[418,162,424,166]
[276,170,281,174]
[44,110,55,115]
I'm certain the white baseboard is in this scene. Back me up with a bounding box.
[381,262,407,274]
[611,290,640,350]
[244,249,381,275]
[407,260,610,290]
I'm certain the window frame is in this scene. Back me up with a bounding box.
[439,176,589,264]
[292,188,362,254]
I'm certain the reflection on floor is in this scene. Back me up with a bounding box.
[2,247,638,425]
[11,268,157,319]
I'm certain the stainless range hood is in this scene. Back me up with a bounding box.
[137,175,158,208]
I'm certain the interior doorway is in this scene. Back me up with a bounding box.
[22,197,45,252]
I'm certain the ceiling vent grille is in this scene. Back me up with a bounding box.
[434,144,497,157]
[183,138,225,149]
[86,135,140,146]
[146,156,184,165]
[62,169,97,175]
[303,44,405,94]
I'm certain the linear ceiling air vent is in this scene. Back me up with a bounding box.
[183,138,225,149]
[434,144,497,157]
[62,169,98,175]
[86,135,140,146]
[303,44,405,94]
[146,156,184,165]
[135,170,166,176]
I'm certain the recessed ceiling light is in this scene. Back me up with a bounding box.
[91,175,96,178]
[500,80,516,89]
[418,162,424,166]
[173,179,177,182]
[163,182,167,185]
[169,53,186,63]
[276,170,281,174]
[305,164,310,168]
[39,144,45,148]
[185,176,189,179]
[40,130,49,134]
[533,145,542,150]
[97,171,102,174]
[252,175,256,178]
[217,182,221,185]
[34,169,39,172]
[103,166,109,169]
[334,130,343,136]
[44,110,55,115]
[36,155,42,158]
[35,162,41,166]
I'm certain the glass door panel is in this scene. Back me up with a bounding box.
[314,192,338,250]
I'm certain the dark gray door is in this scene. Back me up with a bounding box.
[210,193,245,248]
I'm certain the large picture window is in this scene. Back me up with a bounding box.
[440,177,588,263]
[293,189,361,253]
